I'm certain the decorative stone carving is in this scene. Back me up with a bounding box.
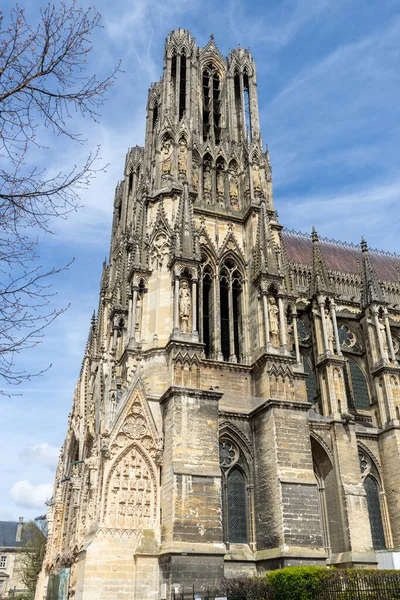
[178,137,187,178]
[216,166,225,206]
[179,280,191,333]
[85,449,99,491]
[268,297,279,347]
[192,155,199,192]
[135,293,143,337]
[252,160,261,196]
[324,309,334,353]
[229,164,239,208]
[161,136,173,180]
[378,318,389,359]
[203,161,212,204]
[106,445,156,528]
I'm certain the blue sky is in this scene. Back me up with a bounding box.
[1,0,400,520]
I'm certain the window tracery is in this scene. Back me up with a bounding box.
[338,324,361,351]
[358,449,387,550]
[343,358,370,411]
[202,63,221,143]
[219,258,243,363]
[219,439,248,544]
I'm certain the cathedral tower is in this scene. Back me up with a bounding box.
[36,30,400,600]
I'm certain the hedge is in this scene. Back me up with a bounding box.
[222,566,400,600]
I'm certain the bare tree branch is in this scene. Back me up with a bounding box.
[0,2,121,390]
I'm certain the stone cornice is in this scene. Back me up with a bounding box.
[159,385,223,405]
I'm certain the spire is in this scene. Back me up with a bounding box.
[310,227,332,296]
[360,237,385,308]
[252,197,279,279]
[173,183,200,261]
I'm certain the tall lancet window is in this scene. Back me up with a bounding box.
[202,63,221,143]
[243,70,252,142]
[359,449,388,550]
[199,258,214,358]
[234,69,241,139]
[219,440,249,545]
[179,50,187,120]
[220,258,243,363]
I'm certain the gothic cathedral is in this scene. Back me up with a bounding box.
[36,30,400,600]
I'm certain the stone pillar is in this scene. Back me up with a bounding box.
[319,297,329,354]
[330,421,376,567]
[292,311,301,365]
[173,276,180,331]
[130,287,138,341]
[372,306,386,362]
[278,297,286,349]
[160,387,224,592]
[214,275,223,361]
[384,309,396,363]
[192,279,197,334]
[253,401,326,569]
[262,292,270,347]
[330,301,342,356]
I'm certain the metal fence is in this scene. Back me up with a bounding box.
[176,572,400,600]
[314,572,400,599]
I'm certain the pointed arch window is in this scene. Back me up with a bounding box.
[344,358,370,411]
[303,354,317,404]
[199,257,214,358]
[219,258,243,363]
[243,70,252,142]
[152,101,158,131]
[234,69,241,140]
[179,50,187,120]
[219,440,248,544]
[359,449,388,550]
[202,63,221,143]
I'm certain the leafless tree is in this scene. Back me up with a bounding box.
[0,3,121,389]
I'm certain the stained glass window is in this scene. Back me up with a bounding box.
[364,476,386,550]
[338,324,361,351]
[344,359,370,411]
[227,468,248,543]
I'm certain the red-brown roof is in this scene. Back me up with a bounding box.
[282,231,400,282]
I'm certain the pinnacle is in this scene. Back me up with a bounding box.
[311,226,319,243]
[361,237,368,253]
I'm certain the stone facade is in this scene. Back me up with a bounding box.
[36,29,400,600]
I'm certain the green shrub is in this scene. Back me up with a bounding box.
[266,566,330,600]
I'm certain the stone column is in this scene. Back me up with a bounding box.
[198,276,203,342]
[372,306,386,361]
[160,387,224,590]
[330,300,342,356]
[214,274,223,360]
[319,297,329,354]
[384,308,396,363]
[130,287,138,341]
[292,311,301,365]
[191,278,197,334]
[278,297,286,349]
[262,292,270,347]
[174,276,180,331]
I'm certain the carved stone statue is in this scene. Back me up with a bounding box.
[192,156,199,192]
[161,137,173,179]
[252,161,261,196]
[216,167,225,206]
[324,308,334,353]
[229,164,239,209]
[268,297,279,347]
[135,293,143,337]
[178,137,187,178]
[179,280,191,333]
[203,162,212,204]
[379,318,389,359]
[85,449,99,491]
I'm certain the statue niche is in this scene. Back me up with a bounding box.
[179,280,191,333]
[203,155,212,204]
[178,137,187,180]
[252,156,262,198]
[324,308,334,353]
[268,297,279,347]
[192,152,200,193]
[161,135,173,181]
[216,157,225,207]
[229,161,239,209]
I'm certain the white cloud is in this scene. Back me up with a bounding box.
[10,480,53,509]
[20,443,59,470]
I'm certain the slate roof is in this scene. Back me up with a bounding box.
[283,230,400,282]
[0,521,22,549]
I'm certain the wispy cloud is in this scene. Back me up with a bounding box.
[10,480,53,510]
[20,444,60,471]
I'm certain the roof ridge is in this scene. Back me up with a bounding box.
[282,228,400,260]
